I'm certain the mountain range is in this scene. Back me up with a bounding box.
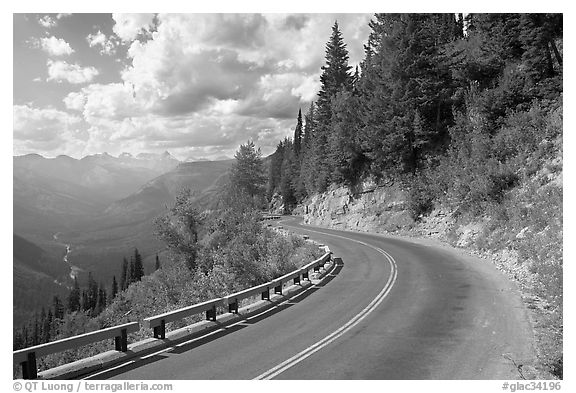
[13,152,235,325]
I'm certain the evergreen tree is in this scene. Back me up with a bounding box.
[39,307,47,343]
[53,295,64,320]
[313,21,354,190]
[155,254,161,271]
[120,257,128,290]
[279,139,297,212]
[67,276,81,312]
[293,109,303,157]
[31,313,40,346]
[111,275,118,299]
[129,257,135,286]
[81,290,89,312]
[230,141,266,205]
[87,272,98,312]
[154,188,202,271]
[44,308,53,343]
[267,140,285,199]
[96,283,107,315]
[133,248,144,282]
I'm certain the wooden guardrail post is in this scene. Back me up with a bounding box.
[228,299,238,314]
[261,287,270,300]
[114,328,128,352]
[206,305,217,321]
[153,320,166,339]
[302,270,309,280]
[274,283,282,294]
[294,274,301,285]
[21,352,37,379]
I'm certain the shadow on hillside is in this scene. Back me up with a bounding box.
[84,259,344,380]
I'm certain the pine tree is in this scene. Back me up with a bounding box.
[53,295,65,320]
[120,257,128,290]
[293,109,303,157]
[67,276,81,312]
[39,307,47,344]
[129,257,135,286]
[279,139,297,212]
[153,188,202,271]
[96,283,107,314]
[267,140,286,199]
[87,272,98,312]
[133,248,144,282]
[230,141,266,204]
[43,309,53,343]
[111,275,118,298]
[155,254,161,271]
[314,21,354,191]
[81,290,89,311]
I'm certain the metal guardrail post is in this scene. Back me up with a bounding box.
[21,352,37,379]
[114,328,128,352]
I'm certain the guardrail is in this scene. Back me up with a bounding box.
[261,215,282,220]
[13,322,139,379]
[14,246,332,380]
[144,252,331,339]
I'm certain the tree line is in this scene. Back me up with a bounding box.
[268,14,562,215]
[13,248,160,350]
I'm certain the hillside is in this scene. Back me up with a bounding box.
[13,235,71,326]
[52,159,235,285]
[291,105,563,379]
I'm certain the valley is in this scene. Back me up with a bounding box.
[13,152,234,325]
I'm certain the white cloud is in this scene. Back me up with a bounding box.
[38,15,56,28]
[47,60,99,84]
[64,83,140,120]
[13,105,86,154]
[112,13,156,42]
[39,36,74,56]
[87,30,116,55]
[20,14,372,160]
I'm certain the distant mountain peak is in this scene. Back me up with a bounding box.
[55,154,77,161]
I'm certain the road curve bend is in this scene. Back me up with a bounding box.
[92,217,534,380]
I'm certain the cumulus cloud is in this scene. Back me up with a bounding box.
[47,60,99,84]
[38,36,74,56]
[64,83,140,120]
[38,15,56,28]
[18,14,372,159]
[13,104,86,154]
[86,30,117,55]
[112,13,156,42]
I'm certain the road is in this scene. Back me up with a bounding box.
[90,217,534,380]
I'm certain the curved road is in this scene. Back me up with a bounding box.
[90,217,533,380]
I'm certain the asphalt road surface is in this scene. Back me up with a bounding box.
[90,217,533,380]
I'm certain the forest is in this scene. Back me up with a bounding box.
[267,13,562,377]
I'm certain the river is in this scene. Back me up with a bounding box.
[53,232,82,280]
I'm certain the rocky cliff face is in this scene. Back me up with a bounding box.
[295,181,415,233]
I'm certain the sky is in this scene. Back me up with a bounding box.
[13,13,373,161]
